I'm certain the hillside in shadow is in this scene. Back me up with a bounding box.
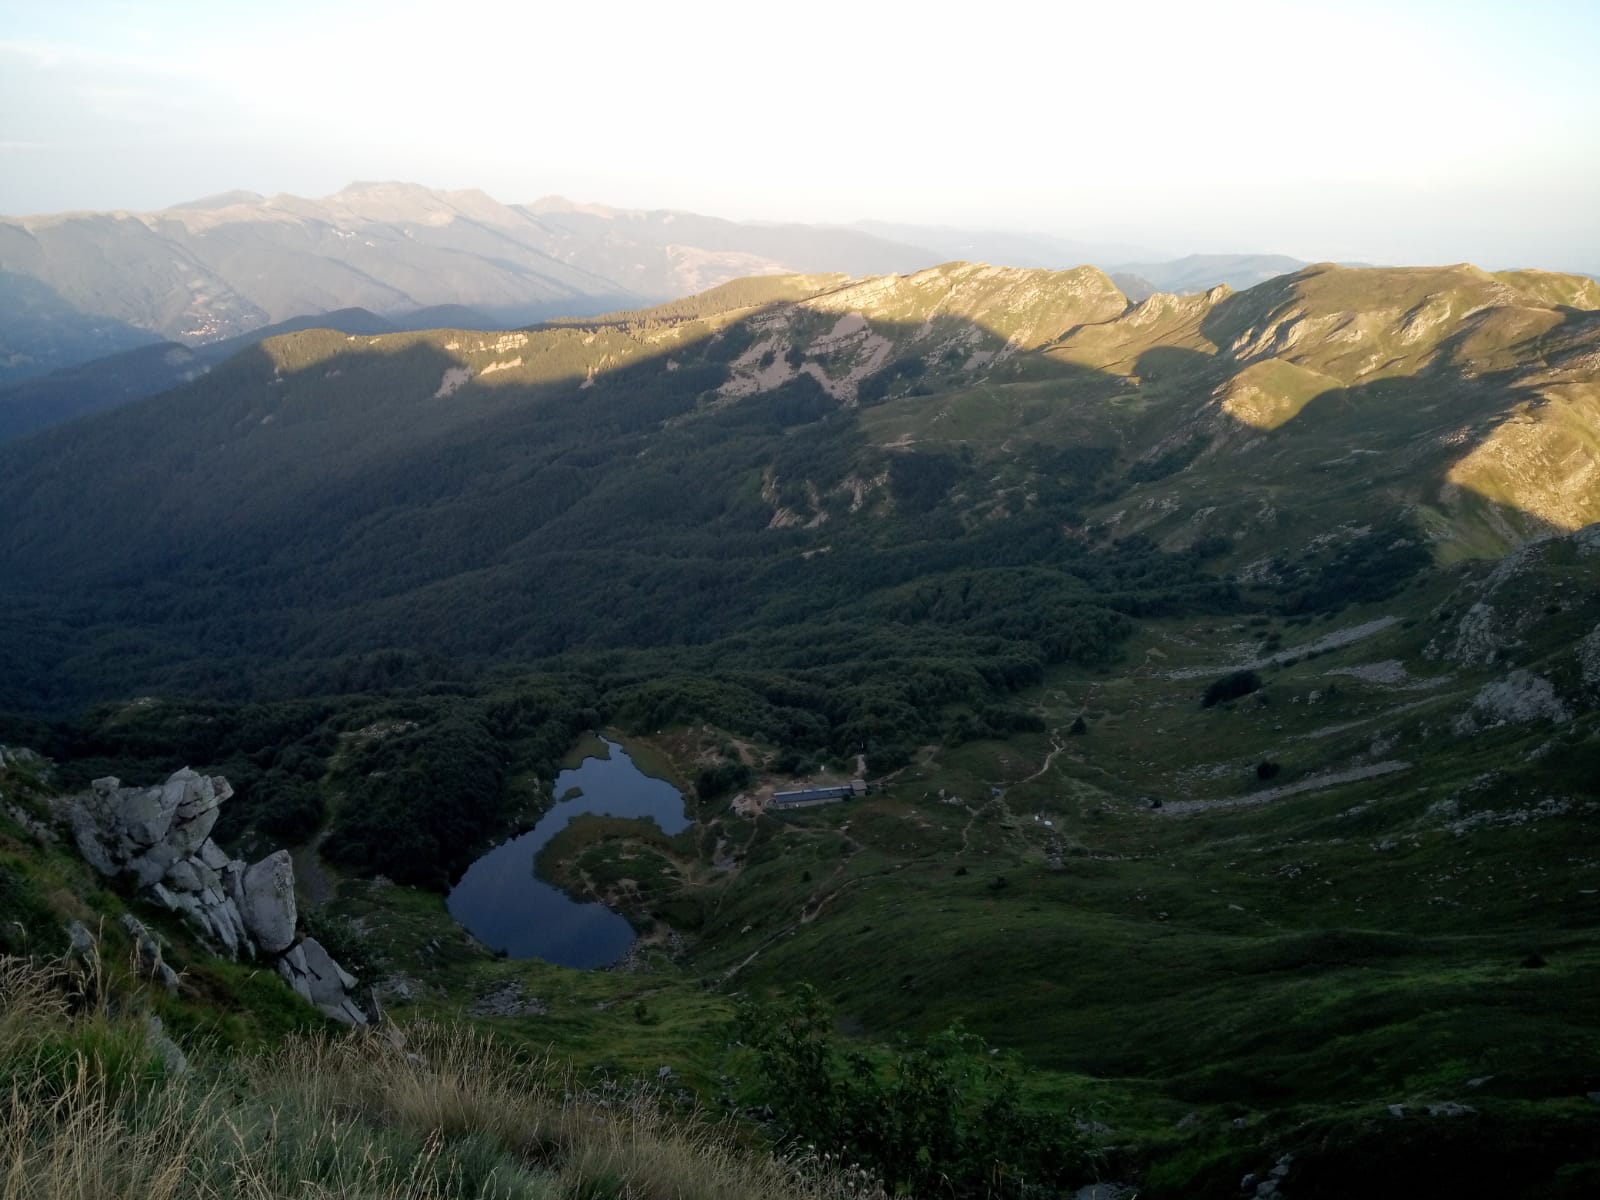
[0,273,1207,712]
[0,270,163,385]
[4,266,1600,1200]
[2,261,1596,711]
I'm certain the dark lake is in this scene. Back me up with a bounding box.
[445,736,691,969]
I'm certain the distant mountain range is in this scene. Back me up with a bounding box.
[1107,253,1312,295]
[0,183,1319,399]
[843,220,1160,273]
[0,183,938,386]
[840,224,1315,297]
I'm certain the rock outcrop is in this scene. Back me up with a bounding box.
[1440,601,1505,668]
[69,770,254,956]
[278,936,367,1026]
[120,913,179,996]
[0,745,47,771]
[1454,669,1572,734]
[64,768,366,1025]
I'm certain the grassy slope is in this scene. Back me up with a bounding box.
[635,538,1600,1194]
[0,956,867,1200]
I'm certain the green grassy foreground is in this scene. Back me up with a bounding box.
[0,956,878,1200]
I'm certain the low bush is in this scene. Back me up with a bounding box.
[1201,669,1263,708]
[734,984,1089,1198]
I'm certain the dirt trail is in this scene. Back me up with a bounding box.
[722,825,876,980]
[957,803,981,854]
[1294,695,1448,742]
[1018,733,1068,786]
[1165,616,1401,681]
[1158,760,1411,816]
[799,876,861,925]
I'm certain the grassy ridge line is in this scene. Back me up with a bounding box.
[0,956,877,1200]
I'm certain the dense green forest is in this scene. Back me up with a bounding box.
[0,272,1451,888]
[0,294,1254,893]
[0,311,1236,702]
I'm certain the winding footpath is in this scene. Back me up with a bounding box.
[1157,760,1412,816]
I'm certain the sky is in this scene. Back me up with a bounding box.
[2,0,1597,271]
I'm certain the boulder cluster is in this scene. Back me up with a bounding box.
[66,768,367,1025]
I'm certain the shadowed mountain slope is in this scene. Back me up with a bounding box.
[0,307,397,443]
[0,260,1596,710]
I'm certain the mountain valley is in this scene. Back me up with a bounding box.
[2,257,1598,1198]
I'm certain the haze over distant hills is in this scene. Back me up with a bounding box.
[0,182,935,385]
[0,182,1320,394]
[1109,253,1313,296]
[843,222,1314,298]
[844,220,1163,274]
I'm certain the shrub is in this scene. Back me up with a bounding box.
[0,863,65,956]
[734,984,1088,1198]
[696,760,754,800]
[1201,670,1262,708]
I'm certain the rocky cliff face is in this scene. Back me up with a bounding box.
[63,768,367,1025]
[716,262,1129,405]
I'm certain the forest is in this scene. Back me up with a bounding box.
[0,291,1433,892]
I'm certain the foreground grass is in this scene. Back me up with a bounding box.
[0,958,880,1200]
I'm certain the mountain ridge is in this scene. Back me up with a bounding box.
[0,307,399,444]
[1,258,1595,710]
[0,183,1399,392]
[0,182,938,384]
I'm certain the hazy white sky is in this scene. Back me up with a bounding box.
[2,0,1597,270]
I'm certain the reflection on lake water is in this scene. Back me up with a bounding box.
[445,737,689,968]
